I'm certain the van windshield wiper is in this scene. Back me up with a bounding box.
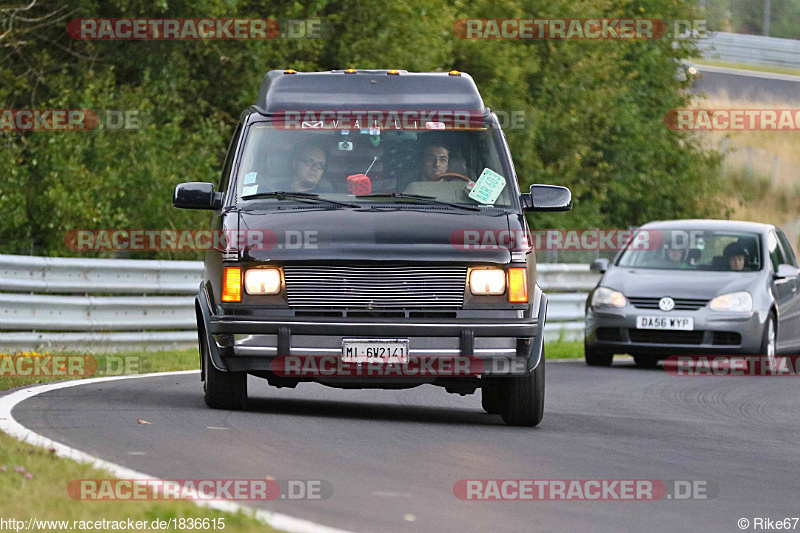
[356,192,482,212]
[240,191,358,208]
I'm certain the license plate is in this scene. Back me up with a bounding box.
[342,339,409,363]
[636,316,694,330]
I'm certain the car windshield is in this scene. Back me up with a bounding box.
[616,230,763,271]
[233,123,515,208]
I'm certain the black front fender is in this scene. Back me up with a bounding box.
[196,283,230,374]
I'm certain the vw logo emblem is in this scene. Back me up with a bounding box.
[659,297,675,312]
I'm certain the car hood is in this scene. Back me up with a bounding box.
[236,208,514,263]
[602,267,762,299]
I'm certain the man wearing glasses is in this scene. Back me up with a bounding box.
[290,144,330,192]
[420,143,450,180]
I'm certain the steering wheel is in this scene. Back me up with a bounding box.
[431,172,472,182]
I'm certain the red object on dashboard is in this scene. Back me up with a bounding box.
[347,174,371,195]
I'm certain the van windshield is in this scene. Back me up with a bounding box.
[233,124,515,208]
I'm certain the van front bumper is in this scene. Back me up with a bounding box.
[198,294,548,378]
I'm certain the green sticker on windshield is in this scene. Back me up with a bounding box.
[242,185,258,196]
[244,172,257,184]
[469,168,506,205]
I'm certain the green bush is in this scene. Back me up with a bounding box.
[1,0,721,258]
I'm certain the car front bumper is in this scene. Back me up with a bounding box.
[585,306,767,356]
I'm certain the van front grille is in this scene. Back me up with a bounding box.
[283,265,467,308]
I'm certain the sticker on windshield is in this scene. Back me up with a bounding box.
[468,168,506,205]
[242,185,258,196]
[244,172,257,184]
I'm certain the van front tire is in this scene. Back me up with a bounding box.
[499,354,545,427]
[201,331,247,410]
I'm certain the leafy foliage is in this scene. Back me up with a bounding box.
[0,0,720,258]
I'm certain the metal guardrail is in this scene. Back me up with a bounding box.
[537,264,599,342]
[0,255,598,352]
[697,32,800,69]
[0,254,202,352]
[0,254,201,294]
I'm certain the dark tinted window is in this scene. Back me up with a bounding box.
[616,230,762,271]
[768,231,786,271]
[777,230,798,267]
[219,121,243,195]
[232,124,514,207]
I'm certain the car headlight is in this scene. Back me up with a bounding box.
[709,291,752,312]
[469,268,506,295]
[591,287,626,308]
[244,268,281,295]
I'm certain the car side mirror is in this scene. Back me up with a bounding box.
[774,264,799,279]
[173,182,222,210]
[521,184,573,212]
[590,258,609,273]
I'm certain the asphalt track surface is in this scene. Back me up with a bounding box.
[11,359,800,533]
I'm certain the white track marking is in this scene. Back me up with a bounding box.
[0,370,356,533]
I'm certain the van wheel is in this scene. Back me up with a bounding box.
[481,379,501,414]
[202,331,246,410]
[499,354,545,427]
[585,345,613,366]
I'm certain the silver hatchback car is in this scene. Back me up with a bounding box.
[584,220,800,368]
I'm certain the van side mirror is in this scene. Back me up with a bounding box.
[173,182,223,210]
[521,184,573,212]
[590,258,609,273]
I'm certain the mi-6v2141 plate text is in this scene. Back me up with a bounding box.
[342,338,410,363]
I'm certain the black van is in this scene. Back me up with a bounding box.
[173,69,571,426]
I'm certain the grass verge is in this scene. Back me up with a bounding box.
[0,349,200,391]
[0,350,278,532]
[545,341,584,359]
[0,342,584,529]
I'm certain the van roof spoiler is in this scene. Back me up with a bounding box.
[256,70,485,114]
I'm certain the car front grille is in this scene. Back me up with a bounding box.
[712,331,742,346]
[628,330,705,345]
[628,297,709,311]
[596,327,624,342]
[283,265,467,308]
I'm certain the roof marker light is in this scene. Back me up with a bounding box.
[449,70,461,76]
[387,70,399,75]
[284,69,296,74]
[345,68,357,74]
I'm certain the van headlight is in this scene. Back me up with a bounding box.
[244,268,281,295]
[469,268,506,295]
[591,287,626,308]
[709,291,752,312]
